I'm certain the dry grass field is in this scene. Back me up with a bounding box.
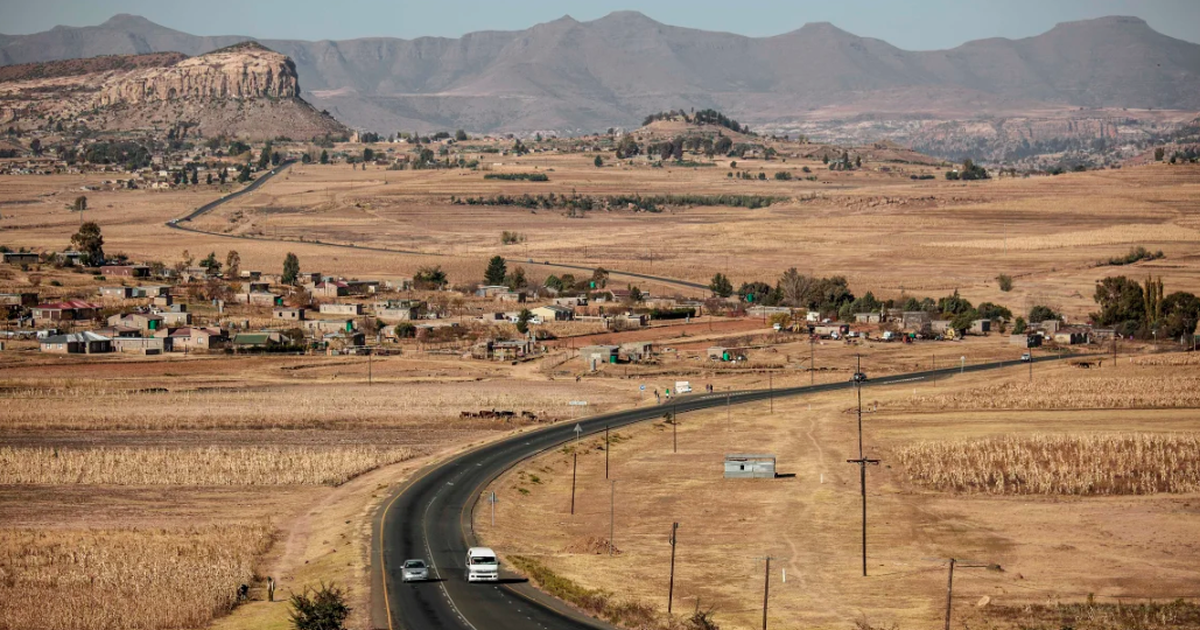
[2,155,1199,318]
[3,149,1200,629]
[480,355,1200,630]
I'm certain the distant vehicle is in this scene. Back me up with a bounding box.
[1020,353,1032,362]
[851,372,868,383]
[772,323,783,332]
[882,331,897,342]
[402,559,429,583]
[675,381,693,394]
[465,547,499,582]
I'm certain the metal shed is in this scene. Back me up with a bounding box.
[724,454,777,479]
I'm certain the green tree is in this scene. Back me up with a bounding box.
[282,252,300,285]
[363,148,374,162]
[1013,316,1027,334]
[237,163,252,183]
[938,290,973,316]
[505,266,527,291]
[219,168,227,184]
[951,308,980,334]
[1028,305,1061,323]
[516,308,533,335]
[73,195,87,214]
[206,172,214,185]
[320,150,329,165]
[1154,147,1166,161]
[709,273,733,298]
[455,129,468,141]
[594,155,603,168]
[1160,291,1200,340]
[1093,275,1145,332]
[484,256,507,286]
[190,169,199,185]
[70,221,105,267]
[414,265,448,289]
[200,251,222,274]
[288,582,350,630]
[257,145,271,170]
[29,138,42,157]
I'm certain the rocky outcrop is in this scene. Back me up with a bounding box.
[0,43,344,140]
[92,43,300,106]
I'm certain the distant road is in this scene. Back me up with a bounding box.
[373,353,1070,630]
[164,164,706,292]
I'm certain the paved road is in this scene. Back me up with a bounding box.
[164,165,705,292]
[373,354,1069,630]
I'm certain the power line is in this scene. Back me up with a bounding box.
[846,354,880,577]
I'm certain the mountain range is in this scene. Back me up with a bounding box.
[2,12,1199,135]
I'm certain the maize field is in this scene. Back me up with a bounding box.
[0,445,416,486]
[896,433,1200,495]
[900,376,1200,411]
[0,524,273,630]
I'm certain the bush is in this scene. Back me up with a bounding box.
[773,171,793,180]
[288,582,349,630]
[484,173,549,182]
[1103,246,1164,266]
[997,274,1013,292]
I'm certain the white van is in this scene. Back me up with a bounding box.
[465,547,499,582]
[674,381,693,394]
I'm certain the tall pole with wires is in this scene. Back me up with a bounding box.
[667,522,679,615]
[846,354,879,577]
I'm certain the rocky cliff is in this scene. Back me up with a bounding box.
[0,43,344,140]
[92,42,300,106]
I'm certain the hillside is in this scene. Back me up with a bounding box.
[0,42,347,141]
[1,12,1198,140]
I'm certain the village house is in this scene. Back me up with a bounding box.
[32,300,101,322]
[100,264,151,278]
[0,292,38,309]
[901,311,932,331]
[1053,327,1090,345]
[319,303,363,316]
[273,307,306,321]
[855,312,883,324]
[39,331,113,354]
[530,304,574,322]
[157,304,191,326]
[495,291,526,303]
[107,312,165,333]
[553,296,588,308]
[94,325,141,339]
[303,319,356,335]
[474,285,510,298]
[111,336,170,355]
[235,291,282,307]
[970,319,992,335]
[376,300,425,321]
[155,327,228,352]
[2,252,40,265]
[310,280,350,298]
[619,341,654,362]
[472,339,534,361]
[611,313,647,328]
[231,332,288,350]
[581,345,619,370]
[99,286,136,299]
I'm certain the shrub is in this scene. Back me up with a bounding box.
[1102,246,1164,266]
[484,173,549,182]
[289,582,350,630]
[997,274,1013,292]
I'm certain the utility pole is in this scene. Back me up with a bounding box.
[367,348,372,386]
[570,450,578,515]
[605,425,610,479]
[944,558,989,630]
[944,558,955,630]
[609,480,616,556]
[769,371,773,413]
[726,390,731,430]
[667,522,679,615]
[810,336,815,385]
[672,410,678,454]
[847,355,880,576]
[761,556,774,630]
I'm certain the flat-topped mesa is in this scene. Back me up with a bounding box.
[93,44,299,107]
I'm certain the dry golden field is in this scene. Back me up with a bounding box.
[3,148,1200,630]
[3,155,1200,318]
[480,355,1200,630]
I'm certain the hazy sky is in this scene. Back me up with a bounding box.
[3,0,1198,49]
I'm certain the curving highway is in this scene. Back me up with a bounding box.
[371,354,1069,630]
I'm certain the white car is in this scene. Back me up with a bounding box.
[401,558,429,583]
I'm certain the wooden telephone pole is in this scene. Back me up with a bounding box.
[846,355,880,577]
[944,558,990,630]
[667,522,679,615]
